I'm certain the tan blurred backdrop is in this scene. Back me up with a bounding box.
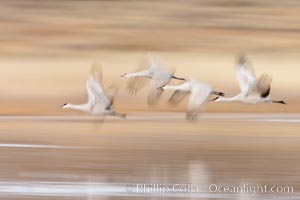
[0,0,299,114]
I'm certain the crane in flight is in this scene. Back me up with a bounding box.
[158,79,225,122]
[62,63,126,119]
[213,54,286,105]
[121,55,186,106]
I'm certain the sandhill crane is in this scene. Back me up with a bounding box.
[61,63,126,119]
[121,55,186,105]
[213,54,286,105]
[158,80,224,122]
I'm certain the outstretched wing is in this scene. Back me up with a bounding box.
[247,73,272,98]
[168,90,190,106]
[236,54,257,95]
[126,54,172,96]
[146,56,177,106]
[161,81,191,106]
[86,63,102,105]
[86,65,111,110]
[90,62,103,83]
[186,83,212,122]
[147,77,171,106]
[105,83,119,105]
[147,87,164,106]
[257,74,272,97]
[167,81,190,106]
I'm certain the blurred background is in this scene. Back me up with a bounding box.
[0,1,299,200]
[0,0,299,114]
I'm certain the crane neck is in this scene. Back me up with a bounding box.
[65,103,90,112]
[216,95,242,102]
[126,70,151,78]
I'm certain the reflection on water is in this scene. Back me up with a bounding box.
[0,114,299,199]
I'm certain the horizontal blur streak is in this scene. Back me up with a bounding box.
[0,115,299,199]
[0,53,298,114]
[0,181,297,198]
[0,0,300,55]
[0,113,299,122]
[0,0,299,113]
[0,2,298,200]
[0,143,93,149]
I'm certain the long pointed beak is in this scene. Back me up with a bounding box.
[272,100,286,105]
[120,73,126,77]
[60,103,67,108]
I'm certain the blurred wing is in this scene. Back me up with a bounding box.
[90,62,103,83]
[248,73,272,98]
[126,75,150,95]
[168,90,190,106]
[147,78,171,106]
[87,70,111,110]
[148,54,169,71]
[86,63,103,105]
[167,81,190,106]
[105,83,119,105]
[126,55,152,95]
[150,54,175,78]
[236,54,257,95]
[186,84,211,122]
[168,83,190,106]
[86,79,96,105]
[147,76,171,106]
[257,74,272,97]
[147,87,164,106]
